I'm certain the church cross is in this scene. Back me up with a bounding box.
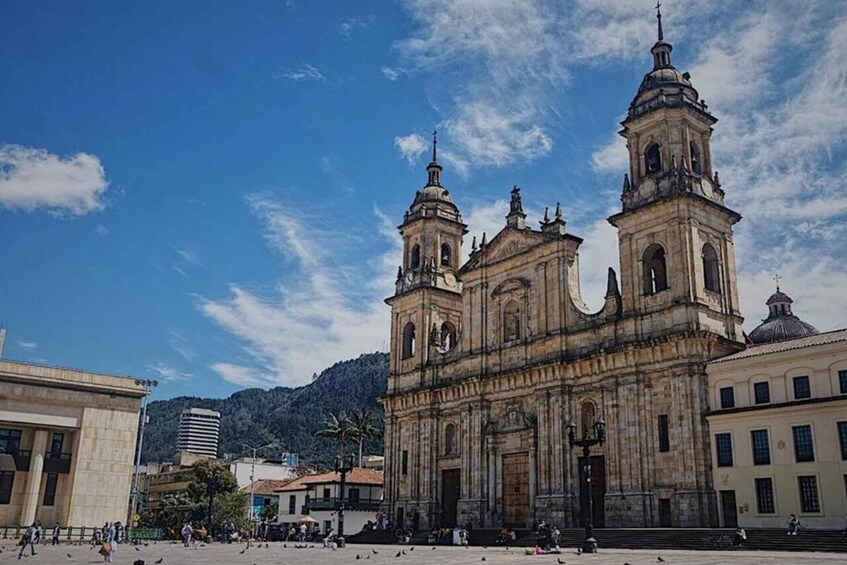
[773,273,782,291]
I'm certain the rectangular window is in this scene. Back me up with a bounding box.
[754,382,770,405]
[401,450,408,475]
[839,370,847,394]
[751,429,771,465]
[0,471,13,504]
[42,473,58,506]
[755,478,775,513]
[0,429,22,454]
[792,425,815,462]
[288,494,296,515]
[348,488,360,503]
[715,433,733,467]
[322,488,330,500]
[837,422,847,460]
[658,414,670,453]
[793,376,811,400]
[797,475,820,513]
[50,433,64,455]
[719,387,735,409]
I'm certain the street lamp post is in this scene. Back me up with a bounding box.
[334,454,355,548]
[242,442,279,537]
[129,378,158,540]
[207,469,221,541]
[566,417,606,554]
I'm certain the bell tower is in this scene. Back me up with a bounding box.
[608,6,744,342]
[386,132,467,391]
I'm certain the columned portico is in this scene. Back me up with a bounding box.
[20,429,48,526]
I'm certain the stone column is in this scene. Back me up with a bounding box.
[20,429,49,526]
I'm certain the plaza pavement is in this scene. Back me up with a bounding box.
[4,542,846,565]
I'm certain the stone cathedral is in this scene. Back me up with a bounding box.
[381,14,745,530]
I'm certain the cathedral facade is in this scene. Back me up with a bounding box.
[381,15,746,529]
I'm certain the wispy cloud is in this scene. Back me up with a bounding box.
[17,341,37,349]
[148,362,194,383]
[168,330,196,362]
[274,63,326,82]
[381,67,405,81]
[94,224,109,236]
[339,15,375,40]
[394,133,428,164]
[0,144,109,216]
[175,247,202,267]
[199,195,398,388]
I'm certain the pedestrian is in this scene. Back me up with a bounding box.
[52,522,61,545]
[298,522,306,542]
[733,527,746,546]
[104,522,117,562]
[787,514,799,535]
[18,522,38,559]
[181,522,193,547]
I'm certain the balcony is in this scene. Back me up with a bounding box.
[305,497,382,512]
[43,452,72,474]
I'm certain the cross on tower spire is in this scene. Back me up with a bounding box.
[432,129,438,162]
[773,273,782,292]
[656,1,664,41]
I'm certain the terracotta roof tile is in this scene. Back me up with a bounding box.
[711,328,847,364]
[240,479,295,496]
[275,468,383,492]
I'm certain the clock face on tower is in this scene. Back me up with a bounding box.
[404,271,414,289]
[443,271,457,289]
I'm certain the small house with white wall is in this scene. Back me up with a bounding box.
[275,468,383,535]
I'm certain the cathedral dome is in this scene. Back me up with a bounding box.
[748,287,819,344]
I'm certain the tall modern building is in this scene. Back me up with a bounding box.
[176,408,221,458]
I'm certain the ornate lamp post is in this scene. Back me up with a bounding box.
[129,378,157,541]
[566,417,606,554]
[334,453,356,548]
[207,469,222,541]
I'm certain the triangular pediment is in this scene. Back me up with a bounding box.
[461,227,551,272]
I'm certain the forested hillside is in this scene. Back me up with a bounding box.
[141,352,388,467]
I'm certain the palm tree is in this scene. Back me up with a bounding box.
[350,409,381,467]
[315,411,355,461]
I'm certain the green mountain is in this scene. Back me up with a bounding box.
[141,352,389,467]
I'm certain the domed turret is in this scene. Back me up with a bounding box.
[409,130,458,215]
[748,282,819,344]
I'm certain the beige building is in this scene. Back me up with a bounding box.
[382,14,746,530]
[707,291,847,529]
[0,358,145,527]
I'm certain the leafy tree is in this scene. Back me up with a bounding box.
[186,460,240,501]
[315,411,355,461]
[350,409,381,467]
[259,502,279,523]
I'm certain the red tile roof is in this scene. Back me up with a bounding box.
[275,468,383,492]
[240,479,295,496]
[710,328,847,364]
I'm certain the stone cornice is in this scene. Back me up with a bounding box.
[0,360,146,399]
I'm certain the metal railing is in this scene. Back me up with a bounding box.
[0,526,161,542]
[306,497,382,512]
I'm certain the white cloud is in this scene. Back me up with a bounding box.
[199,196,397,388]
[94,224,109,236]
[339,15,374,39]
[572,218,620,311]
[0,144,109,215]
[591,132,627,173]
[275,64,326,82]
[381,67,404,81]
[394,133,429,164]
[175,247,202,266]
[17,341,37,349]
[168,330,196,362]
[148,362,194,382]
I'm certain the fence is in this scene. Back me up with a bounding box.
[0,526,163,543]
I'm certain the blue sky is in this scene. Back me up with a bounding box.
[1,0,845,399]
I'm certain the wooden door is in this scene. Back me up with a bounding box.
[441,469,460,527]
[578,455,606,528]
[502,452,530,526]
[720,490,738,528]
[658,498,672,527]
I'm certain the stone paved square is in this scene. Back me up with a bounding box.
[6,543,845,565]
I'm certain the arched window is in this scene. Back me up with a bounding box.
[440,243,452,267]
[581,401,596,439]
[702,244,720,293]
[402,322,416,359]
[444,423,456,455]
[645,143,662,174]
[503,300,521,342]
[440,322,456,351]
[643,244,669,295]
[690,141,702,175]
[410,244,421,270]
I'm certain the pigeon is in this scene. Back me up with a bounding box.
[410,547,414,551]
[239,549,246,554]
[558,559,566,564]
[66,554,72,558]
[265,543,269,548]
[283,544,287,548]
[402,550,407,555]
[658,558,665,563]
[395,550,401,557]
[481,558,486,562]
[356,555,361,560]
[373,549,379,554]
[155,560,164,564]
[135,546,141,551]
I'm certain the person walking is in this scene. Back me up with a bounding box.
[298,522,306,542]
[181,522,193,547]
[104,522,117,562]
[52,522,61,545]
[18,523,38,559]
